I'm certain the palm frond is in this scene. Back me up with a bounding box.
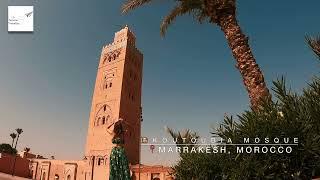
[160,5,191,36]
[10,133,17,138]
[167,127,179,139]
[122,0,152,14]
[160,0,205,36]
[306,35,320,59]
[16,128,23,135]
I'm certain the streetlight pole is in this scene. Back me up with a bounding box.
[139,137,141,180]
[139,106,143,180]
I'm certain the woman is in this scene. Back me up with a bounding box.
[108,119,131,180]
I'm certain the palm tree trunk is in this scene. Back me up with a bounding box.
[217,14,271,109]
[14,135,19,149]
[12,136,19,176]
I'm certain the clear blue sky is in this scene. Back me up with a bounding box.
[0,0,319,165]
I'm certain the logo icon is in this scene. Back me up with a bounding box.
[8,6,34,32]
[25,11,33,17]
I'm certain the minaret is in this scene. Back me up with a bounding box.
[85,26,143,179]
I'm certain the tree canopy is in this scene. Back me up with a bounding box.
[0,143,17,155]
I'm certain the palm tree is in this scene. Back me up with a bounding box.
[165,127,199,151]
[306,35,320,59]
[122,0,271,109]
[10,133,17,147]
[14,128,23,149]
[11,129,23,176]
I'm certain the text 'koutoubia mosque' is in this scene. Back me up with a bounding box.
[29,27,173,180]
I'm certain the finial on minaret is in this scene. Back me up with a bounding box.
[114,24,127,30]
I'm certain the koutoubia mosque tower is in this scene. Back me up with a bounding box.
[29,27,173,180]
[85,26,143,178]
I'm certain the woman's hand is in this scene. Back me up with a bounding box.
[106,120,115,134]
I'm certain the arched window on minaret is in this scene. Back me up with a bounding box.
[97,117,101,126]
[102,116,105,125]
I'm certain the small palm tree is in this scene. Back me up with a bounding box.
[10,133,17,147]
[166,127,199,151]
[122,0,271,109]
[14,128,23,149]
[306,35,320,59]
[11,129,23,176]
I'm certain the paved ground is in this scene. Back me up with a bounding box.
[0,173,31,180]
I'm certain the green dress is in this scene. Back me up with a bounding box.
[109,137,131,180]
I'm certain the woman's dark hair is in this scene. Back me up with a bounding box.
[113,120,124,137]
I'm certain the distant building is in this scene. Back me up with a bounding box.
[29,27,174,180]
[18,150,37,159]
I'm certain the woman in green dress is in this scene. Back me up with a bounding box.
[108,119,131,180]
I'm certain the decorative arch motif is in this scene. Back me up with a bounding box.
[103,48,122,64]
[94,104,113,127]
[64,169,72,180]
[102,68,117,91]
[103,154,109,165]
[63,163,78,180]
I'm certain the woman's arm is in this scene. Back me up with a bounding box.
[106,121,115,134]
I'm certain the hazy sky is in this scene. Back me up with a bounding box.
[0,0,319,165]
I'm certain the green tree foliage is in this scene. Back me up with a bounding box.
[0,143,17,155]
[170,78,320,180]
[170,77,320,179]
[166,127,199,150]
[217,76,320,179]
[166,128,226,179]
[174,78,320,179]
[169,36,320,179]
[173,152,227,180]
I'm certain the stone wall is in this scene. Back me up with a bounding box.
[0,153,31,178]
[30,159,88,180]
[131,164,174,180]
[30,158,175,180]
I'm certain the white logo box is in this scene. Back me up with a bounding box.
[8,6,34,32]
